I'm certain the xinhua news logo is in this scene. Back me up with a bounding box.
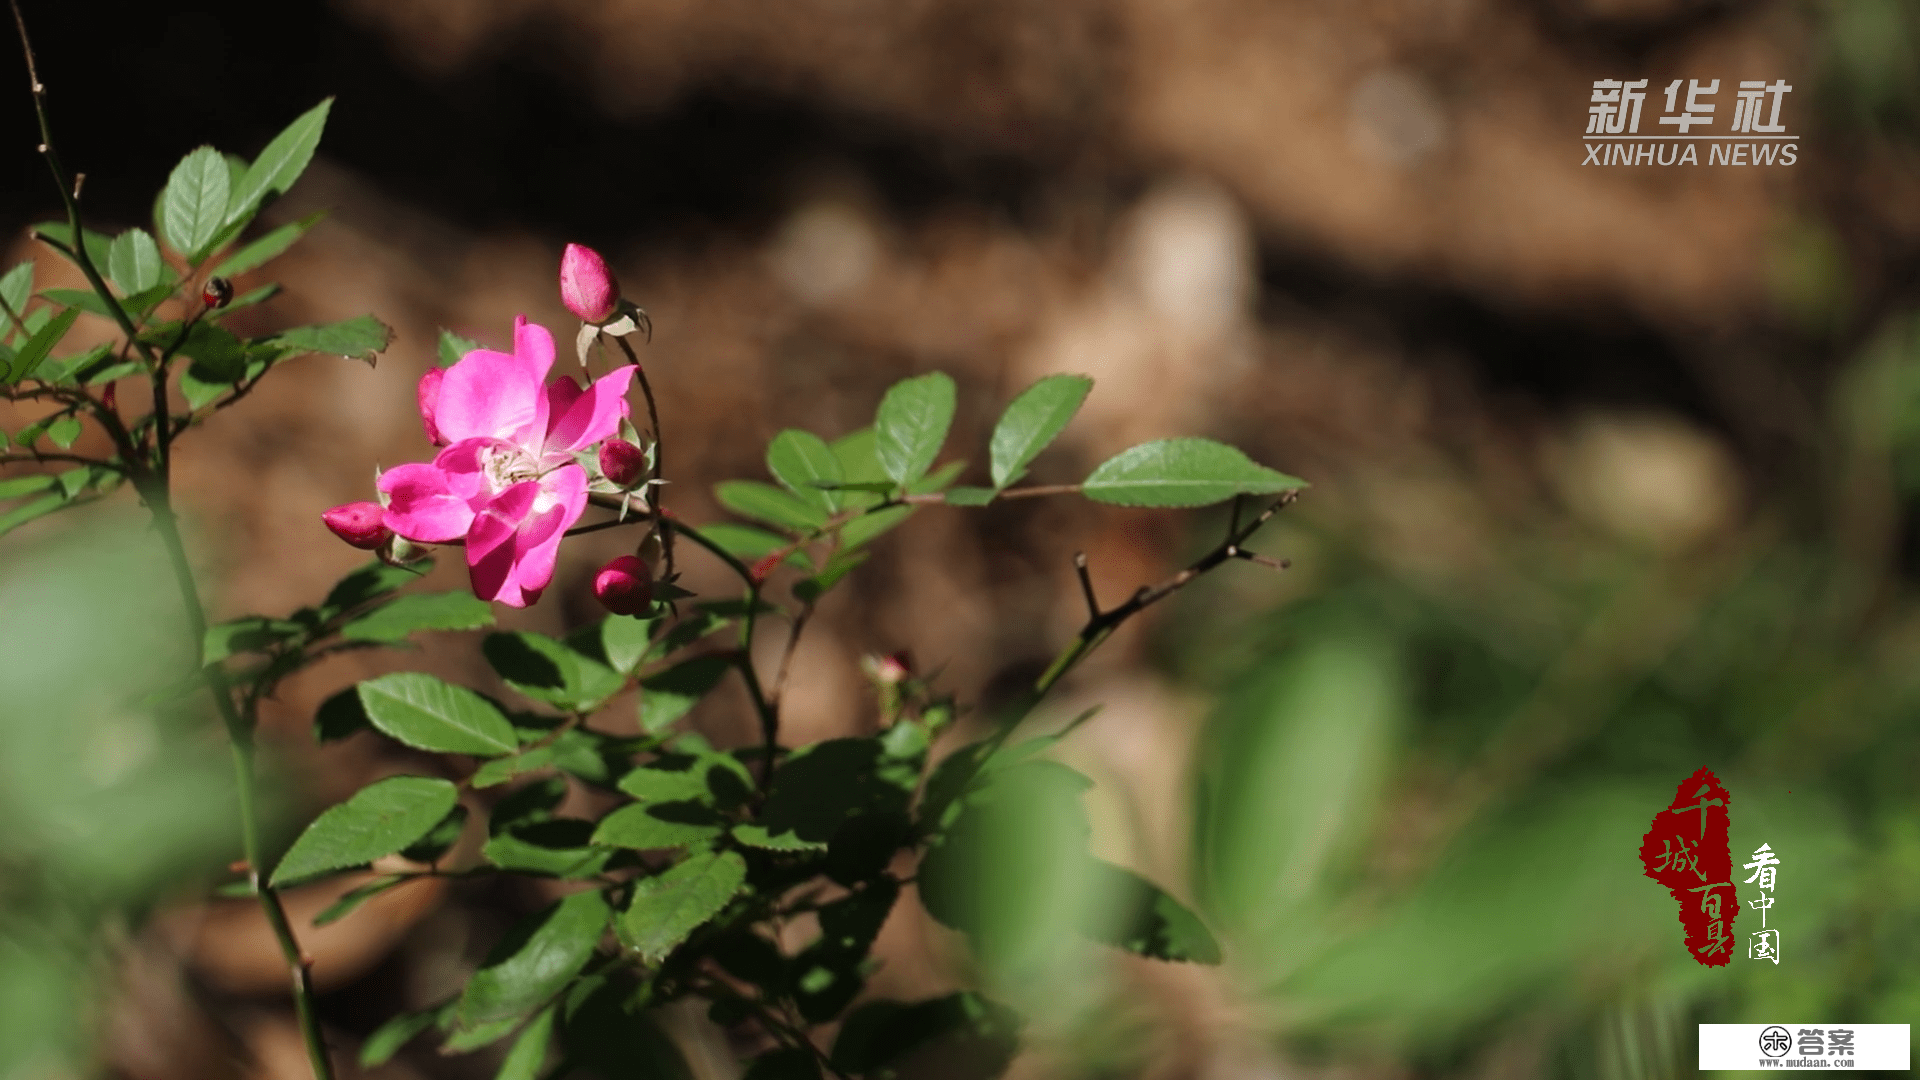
[1584,78,1798,166]
[1699,1024,1912,1071]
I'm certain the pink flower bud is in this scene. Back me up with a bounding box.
[593,555,653,615]
[417,367,446,446]
[599,438,646,488]
[560,243,619,323]
[322,501,392,550]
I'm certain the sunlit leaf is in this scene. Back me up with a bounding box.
[990,374,1091,489]
[270,776,459,886]
[357,672,518,756]
[1082,438,1306,508]
[874,372,955,489]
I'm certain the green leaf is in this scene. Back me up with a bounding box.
[874,371,956,488]
[458,890,611,1026]
[944,485,996,506]
[696,522,811,572]
[7,307,79,384]
[593,802,725,851]
[767,429,844,512]
[0,493,67,537]
[224,99,332,229]
[595,614,657,674]
[202,616,305,664]
[0,262,34,319]
[0,474,56,500]
[313,874,411,927]
[484,631,626,712]
[560,975,694,1080]
[272,314,394,363]
[360,1007,442,1067]
[496,1006,556,1080]
[400,803,468,864]
[758,739,904,845]
[638,654,733,733]
[792,550,867,603]
[178,322,247,383]
[471,747,555,789]
[828,428,889,507]
[357,672,519,756]
[1192,636,1400,933]
[715,480,827,532]
[438,328,482,368]
[34,222,113,272]
[323,558,428,613]
[270,776,460,886]
[44,416,81,449]
[1079,860,1220,963]
[489,776,569,835]
[917,759,1097,972]
[837,505,912,550]
[617,765,714,804]
[990,374,1091,489]
[160,146,231,260]
[1081,437,1306,508]
[340,591,496,643]
[620,850,748,962]
[209,211,326,278]
[107,228,163,295]
[483,820,614,879]
[731,824,826,852]
[443,1016,523,1053]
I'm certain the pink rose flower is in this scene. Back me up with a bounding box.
[560,243,619,323]
[378,316,636,607]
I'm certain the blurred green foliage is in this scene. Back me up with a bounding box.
[0,522,233,1078]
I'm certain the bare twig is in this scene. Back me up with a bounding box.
[1073,551,1099,619]
[610,333,674,581]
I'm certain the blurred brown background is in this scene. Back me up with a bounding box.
[4,0,1919,1077]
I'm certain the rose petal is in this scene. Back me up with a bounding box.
[416,368,446,445]
[513,315,556,383]
[433,348,543,445]
[466,481,542,606]
[378,463,475,543]
[434,437,518,511]
[506,465,588,604]
[544,366,634,455]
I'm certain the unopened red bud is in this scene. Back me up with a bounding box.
[594,554,653,615]
[560,243,619,323]
[749,552,783,584]
[202,277,233,309]
[599,438,646,488]
[322,501,392,550]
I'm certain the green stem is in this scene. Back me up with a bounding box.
[141,479,335,1080]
